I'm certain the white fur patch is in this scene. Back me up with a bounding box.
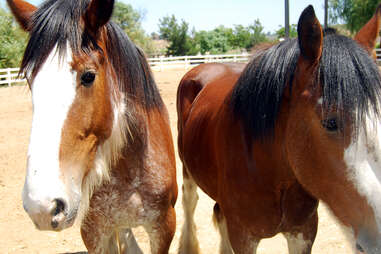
[213,214,234,254]
[179,177,200,254]
[23,45,78,221]
[344,115,381,251]
[284,233,311,254]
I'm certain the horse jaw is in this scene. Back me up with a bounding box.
[344,114,381,253]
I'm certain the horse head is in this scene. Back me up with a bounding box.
[286,6,381,253]
[7,0,127,231]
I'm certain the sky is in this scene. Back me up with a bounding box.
[23,0,326,34]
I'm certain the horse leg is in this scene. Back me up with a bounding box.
[212,203,234,254]
[81,228,141,254]
[117,228,143,254]
[229,231,259,254]
[178,168,200,254]
[144,205,176,254]
[81,211,136,254]
[83,228,143,254]
[282,211,318,254]
[223,216,260,254]
[81,221,119,254]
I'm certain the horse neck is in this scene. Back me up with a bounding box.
[252,99,296,182]
[108,103,171,187]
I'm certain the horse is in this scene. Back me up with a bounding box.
[8,0,177,253]
[177,5,381,254]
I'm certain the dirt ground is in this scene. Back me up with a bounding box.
[0,69,354,253]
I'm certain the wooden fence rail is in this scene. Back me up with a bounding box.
[2,50,381,86]
[0,68,25,86]
[376,49,381,63]
[148,53,250,71]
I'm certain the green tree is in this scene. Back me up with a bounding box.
[158,15,194,56]
[0,7,28,68]
[158,15,177,40]
[192,30,210,54]
[111,1,154,55]
[158,15,268,55]
[275,24,298,39]
[231,20,267,50]
[193,26,234,54]
[192,20,267,54]
[249,19,267,46]
[231,24,252,49]
[329,0,381,33]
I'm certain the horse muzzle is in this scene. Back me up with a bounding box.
[356,227,381,254]
[22,186,79,231]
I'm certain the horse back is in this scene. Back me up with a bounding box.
[177,62,245,131]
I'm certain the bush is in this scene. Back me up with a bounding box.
[0,7,28,68]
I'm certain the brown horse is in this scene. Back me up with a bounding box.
[8,0,177,253]
[178,5,381,254]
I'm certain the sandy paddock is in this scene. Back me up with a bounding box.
[0,69,353,253]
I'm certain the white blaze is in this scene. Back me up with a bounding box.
[22,45,79,217]
[344,114,381,251]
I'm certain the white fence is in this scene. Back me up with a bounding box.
[0,68,25,86]
[2,50,381,86]
[376,49,381,63]
[148,53,250,71]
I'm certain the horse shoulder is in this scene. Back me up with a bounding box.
[143,108,178,206]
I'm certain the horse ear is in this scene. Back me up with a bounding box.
[354,4,381,56]
[84,0,115,36]
[7,0,37,31]
[297,5,323,64]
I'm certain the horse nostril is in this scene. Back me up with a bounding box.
[51,219,59,229]
[52,198,66,216]
[356,243,364,253]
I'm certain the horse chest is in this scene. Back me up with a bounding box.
[87,176,160,229]
[279,183,319,230]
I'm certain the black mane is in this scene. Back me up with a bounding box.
[231,32,381,140]
[20,0,162,108]
[231,38,299,139]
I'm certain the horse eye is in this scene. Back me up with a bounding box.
[80,71,96,87]
[322,118,338,132]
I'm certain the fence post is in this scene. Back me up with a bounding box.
[233,55,237,62]
[160,56,163,72]
[376,49,381,64]
[185,56,189,69]
[7,68,12,86]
